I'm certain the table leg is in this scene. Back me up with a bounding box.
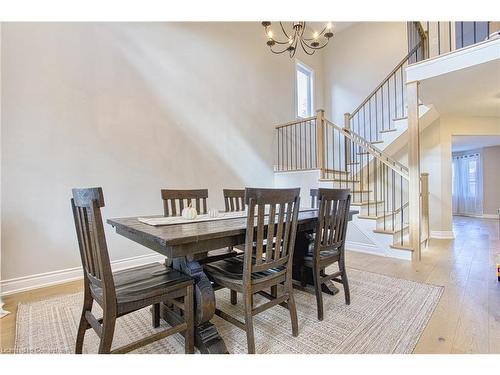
[161,257,228,354]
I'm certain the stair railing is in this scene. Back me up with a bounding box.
[273,114,430,252]
[346,42,423,143]
[408,21,497,63]
[274,114,318,172]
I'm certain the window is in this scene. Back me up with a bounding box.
[452,152,483,216]
[295,61,314,118]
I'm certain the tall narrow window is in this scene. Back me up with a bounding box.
[295,62,314,118]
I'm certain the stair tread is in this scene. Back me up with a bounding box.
[370,140,384,144]
[319,179,361,183]
[393,116,408,121]
[351,200,384,206]
[389,243,414,251]
[356,214,384,220]
[373,225,409,235]
[379,128,397,133]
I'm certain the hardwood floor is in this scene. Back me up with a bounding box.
[1,216,499,354]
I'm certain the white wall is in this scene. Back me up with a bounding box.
[420,115,500,234]
[1,22,324,281]
[322,22,408,125]
[480,145,500,216]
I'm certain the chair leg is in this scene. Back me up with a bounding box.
[75,290,93,354]
[270,285,278,298]
[152,303,160,328]
[340,259,351,305]
[230,290,237,305]
[312,265,324,321]
[243,292,255,354]
[184,284,195,354]
[300,266,307,287]
[286,281,299,337]
[98,314,116,354]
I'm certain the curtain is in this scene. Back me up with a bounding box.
[452,152,483,216]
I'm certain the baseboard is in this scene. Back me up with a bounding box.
[453,213,499,220]
[430,230,455,239]
[0,253,165,297]
[480,214,499,220]
[345,241,382,256]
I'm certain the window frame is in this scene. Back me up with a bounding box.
[294,60,314,119]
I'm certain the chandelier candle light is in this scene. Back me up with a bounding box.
[262,21,334,57]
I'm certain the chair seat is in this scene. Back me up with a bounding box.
[91,263,192,307]
[303,249,340,261]
[204,255,285,289]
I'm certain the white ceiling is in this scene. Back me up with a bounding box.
[452,135,500,152]
[419,58,500,117]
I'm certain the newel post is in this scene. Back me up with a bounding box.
[407,81,421,261]
[344,113,352,172]
[316,109,326,179]
[420,173,430,248]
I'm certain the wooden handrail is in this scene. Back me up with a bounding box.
[325,119,409,179]
[349,42,422,119]
[274,115,317,129]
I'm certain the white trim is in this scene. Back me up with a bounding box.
[430,230,455,239]
[345,241,381,256]
[294,58,314,119]
[0,253,165,297]
[481,214,500,220]
[406,38,500,83]
[454,213,499,220]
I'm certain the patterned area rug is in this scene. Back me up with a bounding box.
[14,268,443,354]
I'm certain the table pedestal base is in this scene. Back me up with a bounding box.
[160,257,228,354]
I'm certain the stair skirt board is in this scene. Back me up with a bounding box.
[348,217,413,260]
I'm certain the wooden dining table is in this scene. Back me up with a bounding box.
[107,208,357,354]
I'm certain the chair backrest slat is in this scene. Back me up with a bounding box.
[71,187,115,297]
[243,188,300,282]
[161,189,209,217]
[266,203,276,262]
[314,189,351,255]
[223,189,245,212]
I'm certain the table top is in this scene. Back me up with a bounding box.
[107,209,358,249]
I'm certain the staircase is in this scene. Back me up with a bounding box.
[273,21,498,260]
[273,23,431,260]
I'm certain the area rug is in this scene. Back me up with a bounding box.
[14,268,443,354]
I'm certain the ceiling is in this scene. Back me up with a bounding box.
[419,58,500,117]
[452,135,500,152]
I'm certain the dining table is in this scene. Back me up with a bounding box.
[107,207,357,354]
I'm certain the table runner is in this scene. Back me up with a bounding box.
[138,207,317,226]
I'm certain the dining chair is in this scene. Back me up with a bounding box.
[300,188,351,321]
[204,187,301,354]
[161,189,208,216]
[223,189,245,212]
[71,187,194,354]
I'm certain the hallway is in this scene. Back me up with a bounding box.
[346,215,500,353]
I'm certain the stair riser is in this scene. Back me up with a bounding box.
[350,192,373,202]
[392,231,409,244]
[357,202,385,216]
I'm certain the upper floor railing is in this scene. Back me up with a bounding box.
[408,21,499,63]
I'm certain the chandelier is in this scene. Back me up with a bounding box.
[261,21,334,57]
